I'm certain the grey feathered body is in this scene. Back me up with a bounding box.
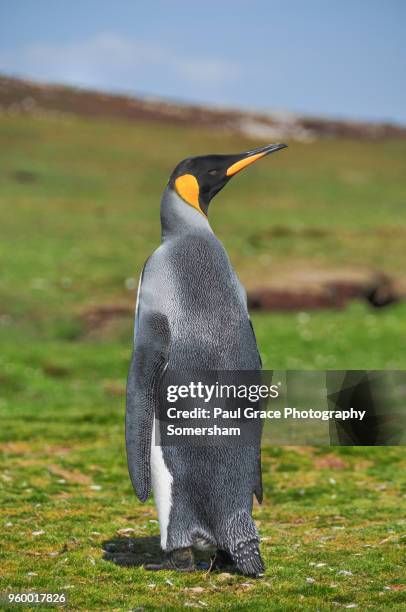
[126,189,263,570]
[144,231,259,371]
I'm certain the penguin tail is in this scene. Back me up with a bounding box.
[220,511,265,577]
[229,539,265,577]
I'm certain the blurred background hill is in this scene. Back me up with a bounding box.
[2,74,406,140]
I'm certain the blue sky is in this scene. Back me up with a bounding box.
[0,1,405,123]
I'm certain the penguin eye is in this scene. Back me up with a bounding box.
[208,169,218,176]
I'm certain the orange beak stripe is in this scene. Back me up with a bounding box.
[226,151,267,177]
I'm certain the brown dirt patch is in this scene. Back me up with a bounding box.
[48,464,92,485]
[78,303,133,337]
[0,441,33,455]
[314,454,349,469]
[247,268,401,311]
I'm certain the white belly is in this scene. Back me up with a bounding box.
[150,420,173,549]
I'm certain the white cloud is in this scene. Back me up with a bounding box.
[0,33,241,96]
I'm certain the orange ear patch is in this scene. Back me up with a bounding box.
[175,174,204,215]
[226,151,267,176]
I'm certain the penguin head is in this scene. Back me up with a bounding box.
[168,143,287,217]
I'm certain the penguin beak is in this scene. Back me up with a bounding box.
[226,143,287,177]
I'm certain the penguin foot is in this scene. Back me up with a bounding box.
[210,549,234,571]
[144,547,195,572]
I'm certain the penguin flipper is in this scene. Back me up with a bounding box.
[247,313,263,504]
[126,311,170,502]
[248,319,262,368]
[254,451,263,504]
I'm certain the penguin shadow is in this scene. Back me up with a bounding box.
[102,536,212,570]
[102,536,161,568]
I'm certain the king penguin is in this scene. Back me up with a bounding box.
[126,143,287,576]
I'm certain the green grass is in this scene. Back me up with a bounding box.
[0,113,405,610]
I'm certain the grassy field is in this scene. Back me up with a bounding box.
[0,113,405,610]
